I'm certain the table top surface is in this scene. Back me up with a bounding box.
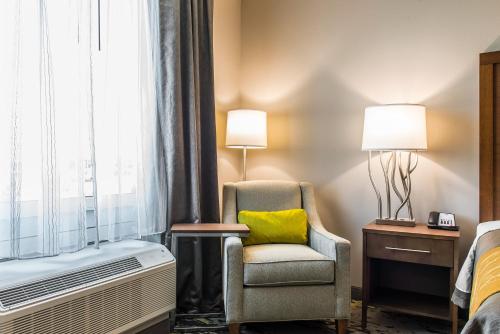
[363,222,460,239]
[171,223,250,234]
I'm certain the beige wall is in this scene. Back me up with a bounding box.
[214,0,500,287]
[213,0,242,202]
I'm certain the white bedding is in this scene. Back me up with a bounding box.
[453,220,500,305]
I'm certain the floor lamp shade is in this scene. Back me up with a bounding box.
[226,109,267,181]
[362,104,427,151]
[226,109,267,149]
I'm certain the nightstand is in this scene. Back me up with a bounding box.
[362,222,460,334]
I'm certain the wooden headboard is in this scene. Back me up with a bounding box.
[480,51,500,222]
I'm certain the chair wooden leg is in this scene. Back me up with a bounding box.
[335,319,347,334]
[228,323,240,334]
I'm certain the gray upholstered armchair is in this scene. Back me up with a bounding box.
[222,180,351,334]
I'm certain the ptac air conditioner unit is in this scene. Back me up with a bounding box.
[0,240,176,334]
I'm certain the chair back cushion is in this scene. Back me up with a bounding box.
[236,180,302,211]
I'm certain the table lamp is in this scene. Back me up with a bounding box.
[226,109,267,181]
[362,104,427,226]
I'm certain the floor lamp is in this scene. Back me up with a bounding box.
[362,104,427,227]
[225,109,267,181]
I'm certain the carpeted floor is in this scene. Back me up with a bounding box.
[173,300,464,333]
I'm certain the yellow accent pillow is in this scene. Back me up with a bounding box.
[238,209,308,246]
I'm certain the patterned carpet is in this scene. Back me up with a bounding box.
[173,300,464,333]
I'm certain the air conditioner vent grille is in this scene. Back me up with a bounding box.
[0,265,175,334]
[0,257,142,309]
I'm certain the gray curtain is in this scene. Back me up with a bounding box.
[156,0,222,312]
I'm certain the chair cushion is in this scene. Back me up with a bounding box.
[243,244,335,287]
[238,209,308,246]
[236,180,302,212]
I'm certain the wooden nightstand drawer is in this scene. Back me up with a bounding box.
[366,233,454,267]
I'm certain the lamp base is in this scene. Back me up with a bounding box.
[375,218,416,227]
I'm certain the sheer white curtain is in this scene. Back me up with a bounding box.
[0,0,91,259]
[93,0,166,242]
[0,0,165,259]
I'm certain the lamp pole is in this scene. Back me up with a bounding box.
[242,146,247,181]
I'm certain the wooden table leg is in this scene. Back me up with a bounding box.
[451,304,458,334]
[362,233,369,329]
[335,319,347,334]
[361,303,367,329]
[228,323,240,334]
[450,239,459,334]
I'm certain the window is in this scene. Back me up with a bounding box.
[0,0,163,260]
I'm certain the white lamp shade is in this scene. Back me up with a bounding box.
[362,104,427,151]
[226,109,267,149]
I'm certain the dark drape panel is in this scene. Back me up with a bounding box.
[157,0,221,312]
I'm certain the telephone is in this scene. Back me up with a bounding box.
[428,211,459,231]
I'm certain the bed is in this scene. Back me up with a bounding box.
[451,50,500,333]
[452,222,500,333]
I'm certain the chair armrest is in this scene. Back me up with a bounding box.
[223,236,244,323]
[309,225,351,319]
[309,225,350,260]
[300,181,351,319]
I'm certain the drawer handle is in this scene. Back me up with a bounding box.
[385,246,431,254]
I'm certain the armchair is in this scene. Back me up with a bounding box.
[222,180,351,334]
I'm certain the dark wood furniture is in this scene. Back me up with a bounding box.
[480,51,500,223]
[362,222,460,334]
[170,223,250,258]
[170,223,250,334]
[170,223,250,234]
[170,223,250,259]
[170,223,250,262]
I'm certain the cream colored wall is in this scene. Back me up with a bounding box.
[214,0,500,287]
[213,0,242,201]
